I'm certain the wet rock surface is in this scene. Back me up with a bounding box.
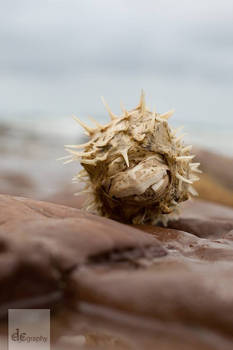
[0,194,165,315]
[168,199,233,237]
[0,194,233,349]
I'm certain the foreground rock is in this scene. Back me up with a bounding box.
[0,194,165,315]
[0,194,233,349]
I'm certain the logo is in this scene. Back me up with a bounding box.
[11,328,48,343]
[8,309,50,350]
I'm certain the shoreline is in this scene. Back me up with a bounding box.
[0,122,232,208]
[1,117,233,157]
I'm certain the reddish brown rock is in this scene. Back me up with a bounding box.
[0,171,35,197]
[194,148,233,190]
[168,199,233,237]
[0,194,165,316]
[194,173,233,207]
[0,194,233,349]
[192,148,233,208]
[44,184,86,209]
[74,265,233,339]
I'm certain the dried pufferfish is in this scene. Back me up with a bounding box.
[65,92,201,225]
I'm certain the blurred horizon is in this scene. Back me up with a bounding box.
[0,0,233,155]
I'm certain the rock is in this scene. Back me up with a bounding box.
[44,184,86,209]
[192,148,233,208]
[194,173,233,207]
[168,199,233,237]
[74,263,233,340]
[194,148,233,190]
[0,171,36,197]
[0,194,233,349]
[0,194,165,317]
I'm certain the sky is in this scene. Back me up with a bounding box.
[0,0,233,135]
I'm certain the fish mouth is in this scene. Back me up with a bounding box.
[107,155,170,203]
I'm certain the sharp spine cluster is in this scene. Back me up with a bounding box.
[65,91,201,225]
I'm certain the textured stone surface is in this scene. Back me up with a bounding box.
[0,194,165,316]
[0,194,233,349]
[168,199,233,237]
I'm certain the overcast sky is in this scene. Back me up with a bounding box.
[0,0,233,127]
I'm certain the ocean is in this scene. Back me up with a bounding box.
[1,1,233,157]
[1,73,233,157]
